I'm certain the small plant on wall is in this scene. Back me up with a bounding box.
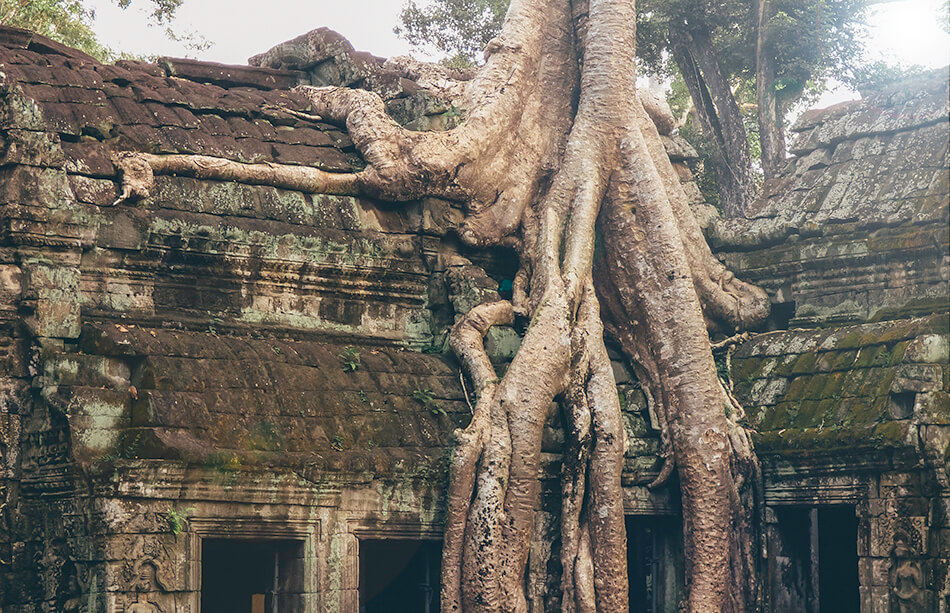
[330,435,345,451]
[413,388,446,416]
[339,347,361,372]
[166,507,194,536]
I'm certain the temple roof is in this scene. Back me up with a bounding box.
[719,68,948,237]
[0,25,945,481]
[0,26,362,176]
[733,314,948,455]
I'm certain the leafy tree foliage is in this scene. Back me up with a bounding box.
[396,0,868,99]
[114,0,181,24]
[847,59,933,97]
[395,0,507,66]
[0,0,191,62]
[637,0,869,211]
[0,0,110,59]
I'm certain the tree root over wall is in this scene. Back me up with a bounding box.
[113,0,771,610]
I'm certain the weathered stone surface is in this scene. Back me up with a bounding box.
[159,57,305,90]
[710,69,949,327]
[0,25,946,613]
[733,315,948,450]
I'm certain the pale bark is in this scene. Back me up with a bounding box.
[111,152,361,205]
[112,1,770,610]
[756,0,787,178]
[598,114,763,610]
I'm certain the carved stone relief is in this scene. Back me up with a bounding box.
[889,531,930,613]
[122,558,172,613]
[61,561,82,613]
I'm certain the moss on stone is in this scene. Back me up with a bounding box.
[869,297,950,323]
[829,349,858,371]
[730,356,765,384]
[783,377,808,402]
[918,313,950,336]
[796,400,824,426]
[802,374,831,401]
[888,340,910,365]
[790,352,820,376]
[815,352,838,372]
[854,345,887,368]
[866,226,938,253]
[820,372,847,399]
[874,370,898,399]
[733,377,756,401]
[753,419,911,454]
[872,421,909,446]
[835,328,871,350]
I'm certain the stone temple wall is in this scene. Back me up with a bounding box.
[0,24,946,613]
[711,71,948,327]
[713,70,950,613]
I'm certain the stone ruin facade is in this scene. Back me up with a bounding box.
[0,24,946,613]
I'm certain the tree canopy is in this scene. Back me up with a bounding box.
[0,0,194,61]
[395,0,508,67]
[0,0,109,59]
[637,0,867,108]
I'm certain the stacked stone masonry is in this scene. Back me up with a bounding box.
[0,25,946,613]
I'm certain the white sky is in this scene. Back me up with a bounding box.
[865,0,948,67]
[87,0,949,106]
[86,0,416,62]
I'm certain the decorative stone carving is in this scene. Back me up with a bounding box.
[124,558,168,613]
[889,531,929,613]
[61,562,82,613]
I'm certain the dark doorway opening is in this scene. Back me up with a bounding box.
[201,538,304,613]
[626,516,684,613]
[769,505,859,613]
[771,507,816,611]
[359,539,441,613]
[817,507,859,613]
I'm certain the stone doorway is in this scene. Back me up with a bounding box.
[358,539,441,613]
[625,516,685,613]
[200,538,305,613]
[769,505,860,613]
[816,506,860,613]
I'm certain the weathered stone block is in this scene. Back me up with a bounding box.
[96,209,148,251]
[891,364,943,394]
[485,327,521,363]
[21,261,81,339]
[421,197,463,236]
[869,586,891,613]
[0,165,73,207]
[918,424,950,468]
[869,556,891,586]
[0,91,45,130]
[0,129,64,167]
[749,378,790,406]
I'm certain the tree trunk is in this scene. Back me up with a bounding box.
[669,19,757,218]
[756,0,787,178]
[115,0,770,610]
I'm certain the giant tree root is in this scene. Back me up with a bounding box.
[111,152,361,204]
[111,0,771,610]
